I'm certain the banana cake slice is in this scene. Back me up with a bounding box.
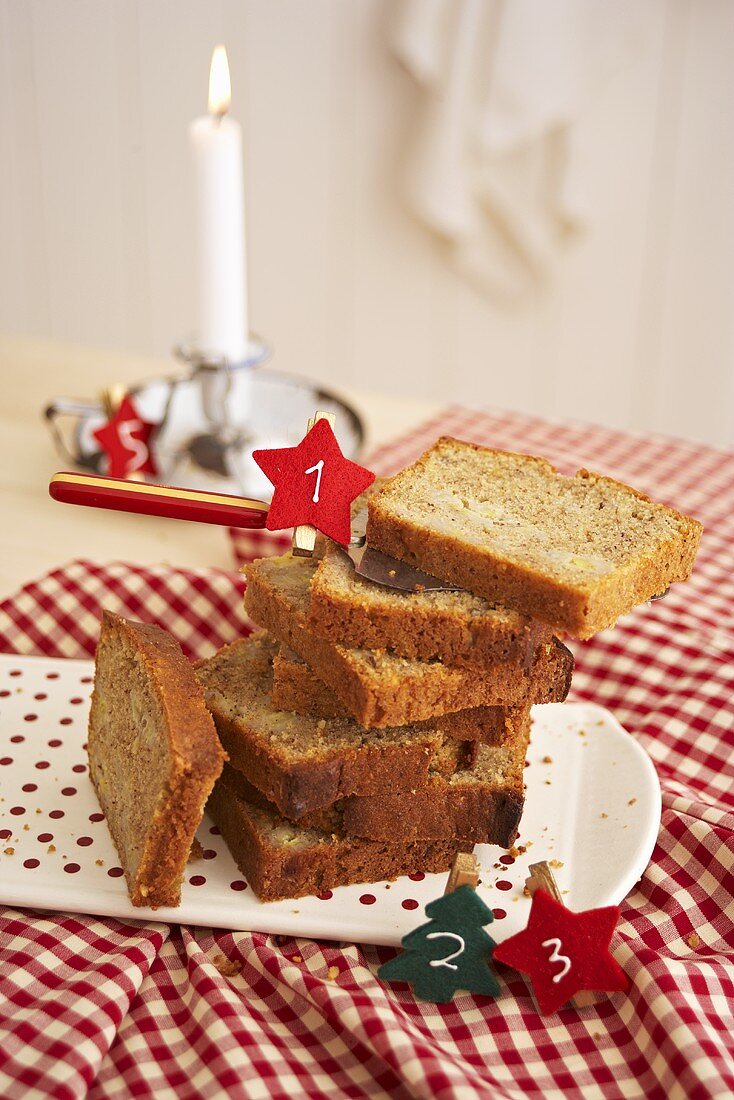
[207,781,470,903]
[271,643,530,747]
[88,611,226,908]
[219,702,529,847]
[244,553,573,728]
[366,436,702,638]
[194,632,475,820]
[309,537,552,667]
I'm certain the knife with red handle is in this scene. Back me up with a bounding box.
[48,471,463,592]
[49,472,269,529]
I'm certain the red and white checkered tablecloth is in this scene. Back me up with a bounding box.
[1,405,732,1100]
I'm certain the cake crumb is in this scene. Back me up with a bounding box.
[48,844,56,853]
[593,1031,603,1041]
[213,952,242,977]
[628,798,637,806]
[542,755,553,764]
[549,859,564,869]
[544,779,552,786]
[326,966,340,981]
[686,932,701,949]
[23,824,29,831]
[579,730,586,737]
[3,847,14,856]
[292,954,303,964]
[600,813,608,819]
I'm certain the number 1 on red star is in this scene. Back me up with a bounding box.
[305,459,325,503]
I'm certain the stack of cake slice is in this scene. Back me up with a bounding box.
[196,437,701,903]
[196,534,574,901]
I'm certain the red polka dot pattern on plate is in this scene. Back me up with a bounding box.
[408,872,425,881]
[202,849,217,860]
[401,898,419,911]
[76,836,93,847]
[0,689,10,697]
[69,698,84,706]
[317,890,333,901]
[10,670,22,677]
[45,672,59,680]
[22,783,37,793]
[230,880,247,891]
[37,833,54,843]
[190,875,206,887]
[209,825,221,836]
[10,806,25,816]
[63,863,81,874]
[35,761,50,770]
[0,757,12,766]
[23,858,40,869]
[359,894,376,905]
[24,714,38,722]
[89,812,104,823]
[47,739,62,748]
[49,810,65,820]
[492,908,507,920]
[61,787,77,797]
[499,854,515,865]
[108,867,124,878]
[496,880,513,891]
[60,718,73,726]
[34,693,47,701]
[0,829,11,841]
[72,764,86,773]
[10,735,24,744]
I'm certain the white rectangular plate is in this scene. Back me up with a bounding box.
[0,654,661,945]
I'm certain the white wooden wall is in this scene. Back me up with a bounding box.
[1,0,733,447]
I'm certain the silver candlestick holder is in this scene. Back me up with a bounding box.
[45,335,365,498]
[173,336,270,480]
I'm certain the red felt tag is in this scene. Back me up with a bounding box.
[492,888,629,1015]
[92,396,159,479]
[252,419,375,546]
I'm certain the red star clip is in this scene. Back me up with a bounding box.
[492,889,629,1015]
[92,396,159,479]
[252,419,375,546]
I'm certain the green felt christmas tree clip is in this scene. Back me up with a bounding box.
[378,885,501,1004]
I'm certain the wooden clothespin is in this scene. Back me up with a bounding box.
[525,860,595,1008]
[100,382,128,420]
[292,410,336,556]
[444,851,480,895]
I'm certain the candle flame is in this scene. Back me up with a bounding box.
[208,45,231,117]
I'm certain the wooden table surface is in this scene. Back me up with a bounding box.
[0,334,440,598]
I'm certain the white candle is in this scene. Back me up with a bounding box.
[190,45,249,362]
